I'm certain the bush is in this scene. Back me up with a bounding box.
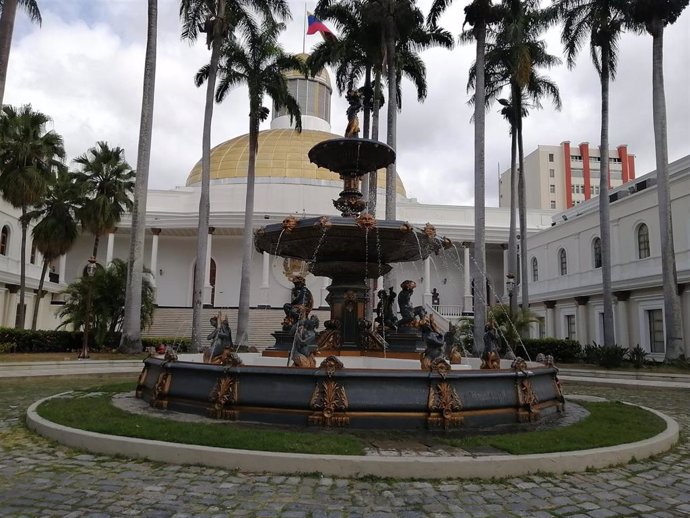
[141,336,193,353]
[596,344,628,369]
[583,343,601,364]
[519,338,582,363]
[629,345,648,369]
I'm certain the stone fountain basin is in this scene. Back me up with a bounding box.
[136,355,564,430]
[308,137,396,176]
[254,216,444,269]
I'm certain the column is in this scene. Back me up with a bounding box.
[105,230,116,265]
[502,245,509,303]
[203,227,214,306]
[321,276,330,309]
[681,285,690,358]
[4,285,18,328]
[575,296,589,346]
[58,254,67,284]
[463,244,472,313]
[614,291,630,349]
[423,257,432,306]
[260,252,271,308]
[0,287,7,327]
[563,141,573,207]
[545,300,557,338]
[149,228,161,304]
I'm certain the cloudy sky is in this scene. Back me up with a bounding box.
[5,0,690,207]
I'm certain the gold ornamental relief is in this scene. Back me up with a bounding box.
[208,375,239,420]
[283,257,309,281]
[516,378,540,422]
[309,379,350,427]
[135,366,149,398]
[151,370,172,410]
[427,381,463,429]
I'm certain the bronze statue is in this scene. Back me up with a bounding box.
[397,280,417,328]
[204,313,234,364]
[344,89,362,138]
[282,275,314,331]
[291,315,319,368]
[375,287,397,332]
[420,331,446,370]
[480,322,501,369]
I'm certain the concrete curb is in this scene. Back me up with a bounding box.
[26,394,679,480]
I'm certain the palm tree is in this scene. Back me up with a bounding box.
[195,16,302,346]
[627,0,688,360]
[74,141,135,258]
[556,0,627,348]
[179,0,290,351]
[0,104,64,329]
[23,166,81,330]
[429,0,501,354]
[0,0,40,106]
[121,0,158,354]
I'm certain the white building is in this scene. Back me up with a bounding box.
[499,143,636,210]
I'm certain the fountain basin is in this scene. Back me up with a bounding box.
[136,355,564,430]
[308,138,395,176]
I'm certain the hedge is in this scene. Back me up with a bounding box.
[516,338,583,363]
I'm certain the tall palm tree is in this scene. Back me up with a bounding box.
[121,0,158,354]
[429,0,501,354]
[196,16,302,346]
[0,104,64,329]
[0,0,40,106]
[74,141,135,258]
[179,0,290,351]
[23,165,81,330]
[556,0,627,348]
[627,0,688,360]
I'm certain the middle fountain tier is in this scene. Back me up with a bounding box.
[254,137,452,354]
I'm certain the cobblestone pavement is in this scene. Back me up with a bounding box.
[1,375,689,517]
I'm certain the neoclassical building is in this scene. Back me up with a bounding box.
[1,62,687,357]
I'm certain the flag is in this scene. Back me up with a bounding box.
[307,13,337,42]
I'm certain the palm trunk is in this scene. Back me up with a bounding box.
[17,205,27,329]
[121,0,157,354]
[92,234,100,258]
[31,258,49,330]
[368,67,382,216]
[192,1,224,351]
[236,112,259,346]
[360,65,372,204]
[517,102,528,315]
[0,0,18,106]
[650,23,684,359]
[384,19,397,221]
[472,21,487,355]
[508,116,517,317]
[599,45,615,348]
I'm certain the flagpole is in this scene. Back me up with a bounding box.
[302,2,307,53]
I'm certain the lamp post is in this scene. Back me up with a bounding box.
[506,273,516,316]
[79,256,98,359]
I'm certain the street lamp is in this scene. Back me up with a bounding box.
[506,273,516,315]
[79,256,98,360]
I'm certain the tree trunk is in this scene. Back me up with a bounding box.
[517,99,528,315]
[236,112,259,346]
[368,67,382,216]
[120,0,157,354]
[360,65,372,205]
[0,0,18,106]
[17,205,26,329]
[472,20,487,355]
[92,234,100,258]
[508,112,517,317]
[384,18,397,221]
[650,23,684,360]
[31,258,49,330]
[192,1,224,351]
[599,45,615,348]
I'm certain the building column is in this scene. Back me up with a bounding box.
[575,296,589,346]
[203,227,215,306]
[0,287,7,327]
[545,300,557,338]
[149,228,161,304]
[259,252,271,308]
[502,245,509,303]
[614,291,631,349]
[681,285,690,358]
[463,244,472,313]
[322,276,330,309]
[105,230,116,265]
[563,141,573,207]
[58,254,67,284]
[4,285,18,328]
[423,257,432,306]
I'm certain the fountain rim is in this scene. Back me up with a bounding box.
[307,137,396,174]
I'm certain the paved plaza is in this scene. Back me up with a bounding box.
[0,374,689,517]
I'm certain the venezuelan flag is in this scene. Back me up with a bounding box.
[307,13,337,41]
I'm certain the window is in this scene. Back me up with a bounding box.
[549,168,555,178]
[550,184,556,193]
[550,201,556,209]
[637,223,650,259]
[565,315,576,340]
[0,226,9,256]
[595,186,600,194]
[559,248,567,275]
[30,242,37,264]
[592,237,602,268]
[548,153,554,162]
[571,185,575,193]
[538,317,545,339]
[531,257,538,281]
[647,309,664,353]
[591,186,595,195]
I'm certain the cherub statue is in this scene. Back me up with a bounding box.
[397,280,417,328]
[480,322,501,370]
[345,89,362,138]
[375,288,397,331]
[282,275,314,331]
[204,313,233,363]
[291,315,320,368]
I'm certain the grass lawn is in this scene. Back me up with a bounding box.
[36,382,668,457]
[0,352,148,362]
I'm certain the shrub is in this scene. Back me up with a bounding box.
[519,338,582,363]
[596,344,628,369]
[141,337,193,353]
[629,345,648,369]
[583,343,601,364]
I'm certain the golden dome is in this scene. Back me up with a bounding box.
[185,128,407,197]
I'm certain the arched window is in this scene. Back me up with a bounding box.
[531,257,538,281]
[592,237,602,269]
[0,226,9,256]
[30,242,37,264]
[559,248,567,276]
[637,223,650,259]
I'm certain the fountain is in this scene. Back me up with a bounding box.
[136,102,565,430]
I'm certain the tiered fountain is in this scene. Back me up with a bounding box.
[137,130,565,430]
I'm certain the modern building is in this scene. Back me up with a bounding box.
[499,143,636,210]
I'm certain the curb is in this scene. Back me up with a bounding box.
[26,394,679,480]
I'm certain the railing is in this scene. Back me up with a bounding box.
[433,305,465,319]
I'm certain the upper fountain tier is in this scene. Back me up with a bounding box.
[308,138,395,178]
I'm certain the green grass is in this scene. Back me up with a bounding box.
[443,401,667,454]
[36,383,365,456]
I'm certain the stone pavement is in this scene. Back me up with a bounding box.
[1,375,689,517]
